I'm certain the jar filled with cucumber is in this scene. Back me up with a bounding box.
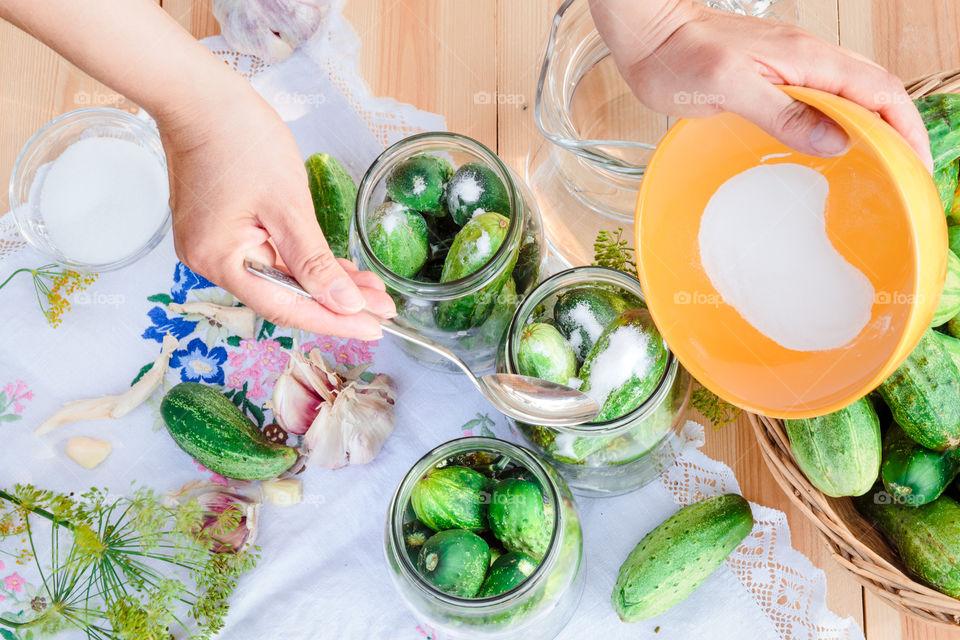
[498,267,693,497]
[349,132,545,372]
[385,437,584,639]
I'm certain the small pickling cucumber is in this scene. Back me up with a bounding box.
[553,286,634,361]
[411,466,491,532]
[435,212,517,331]
[934,161,959,216]
[915,94,960,171]
[160,382,297,480]
[385,154,453,214]
[932,249,960,326]
[579,309,669,422]
[488,478,552,561]
[476,551,538,598]
[783,396,881,498]
[305,153,357,259]
[516,322,578,386]
[855,488,960,598]
[445,162,511,226]
[612,494,754,622]
[403,520,435,566]
[417,529,490,598]
[937,329,960,368]
[949,225,960,258]
[367,202,429,278]
[881,423,960,507]
[878,329,960,451]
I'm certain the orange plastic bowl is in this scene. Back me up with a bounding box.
[635,86,946,418]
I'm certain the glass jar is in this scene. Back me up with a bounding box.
[529,0,797,266]
[498,267,693,497]
[384,437,584,640]
[352,132,545,372]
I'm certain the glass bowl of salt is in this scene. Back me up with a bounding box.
[9,107,171,272]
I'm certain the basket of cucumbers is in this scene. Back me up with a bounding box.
[749,69,960,629]
[384,437,584,639]
[347,132,545,373]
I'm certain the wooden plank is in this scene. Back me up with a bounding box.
[342,0,497,150]
[161,0,219,39]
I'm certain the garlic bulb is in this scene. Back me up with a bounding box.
[212,0,327,63]
[270,348,339,435]
[302,373,396,469]
[167,480,261,554]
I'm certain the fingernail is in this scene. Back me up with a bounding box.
[329,278,365,313]
[809,119,849,156]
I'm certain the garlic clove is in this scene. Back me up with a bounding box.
[270,348,339,435]
[168,301,257,339]
[65,437,112,469]
[262,478,302,506]
[212,0,327,63]
[167,480,262,553]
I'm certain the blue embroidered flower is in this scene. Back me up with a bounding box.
[171,262,215,304]
[169,338,227,384]
[142,306,198,343]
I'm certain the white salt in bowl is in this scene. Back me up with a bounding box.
[9,107,171,272]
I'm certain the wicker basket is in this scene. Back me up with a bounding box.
[749,69,960,629]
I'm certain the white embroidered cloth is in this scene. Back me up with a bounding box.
[0,1,861,638]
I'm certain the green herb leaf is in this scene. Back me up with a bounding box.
[131,361,154,386]
[225,335,242,347]
[690,384,741,429]
[258,320,277,339]
[0,414,21,423]
[275,336,294,349]
[245,401,265,428]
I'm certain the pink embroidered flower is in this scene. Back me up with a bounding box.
[343,339,375,364]
[0,595,5,602]
[314,337,338,353]
[333,346,351,364]
[4,573,25,593]
[0,559,5,571]
[2,380,33,415]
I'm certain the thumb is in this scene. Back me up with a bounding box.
[264,208,366,314]
[727,81,850,157]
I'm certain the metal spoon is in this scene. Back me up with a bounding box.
[244,260,600,426]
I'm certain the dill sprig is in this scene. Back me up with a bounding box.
[0,265,97,327]
[592,228,636,274]
[690,385,742,429]
[0,484,257,639]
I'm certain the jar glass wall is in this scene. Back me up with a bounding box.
[498,267,693,497]
[384,437,584,640]
[352,133,545,372]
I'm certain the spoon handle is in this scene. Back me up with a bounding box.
[244,259,478,380]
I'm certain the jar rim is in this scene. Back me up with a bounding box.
[387,436,562,608]
[504,265,679,434]
[353,132,524,301]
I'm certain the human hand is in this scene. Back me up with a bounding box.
[157,82,395,340]
[589,0,933,171]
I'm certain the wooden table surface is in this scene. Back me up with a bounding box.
[2,1,960,638]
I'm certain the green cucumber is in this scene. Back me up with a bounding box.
[516,322,578,386]
[937,329,960,368]
[488,478,552,561]
[386,154,453,214]
[417,529,490,598]
[855,488,960,598]
[403,520,435,566]
[612,494,754,622]
[305,153,357,259]
[580,309,669,422]
[878,328,960,451]
[476,551,538,597]
[411,466,491,532]
[435,212,517,331]
[932,249,960,326]
[783,396,881,498]
[934,161,959,216]
[160,382,297,480]
[881,424,960,507]
[949,226,960,258]
[367,202,429,278]
[445,162,510,226]
[554,287,634,361]
[915,94,960,171]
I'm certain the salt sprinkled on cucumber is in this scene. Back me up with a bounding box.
[582,326,653,408]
